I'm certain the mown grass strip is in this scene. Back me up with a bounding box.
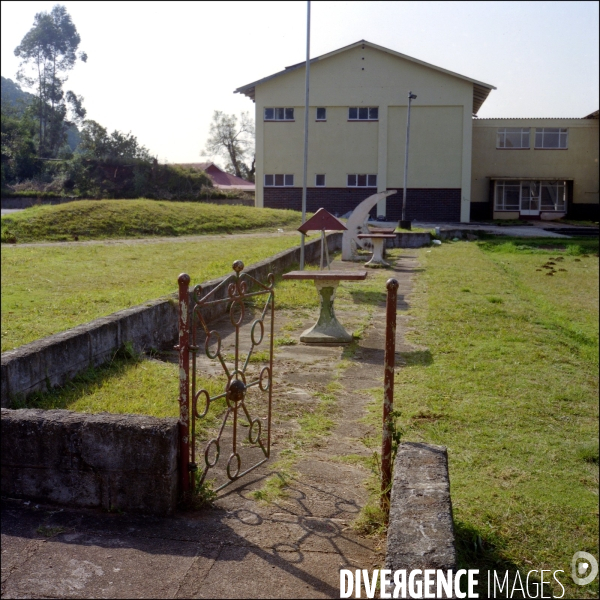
[17,347,227,440]
[1,235,305,351]
[393,238,598,598]
[1,199,306,243]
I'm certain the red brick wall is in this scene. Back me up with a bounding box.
[264,188,462,222]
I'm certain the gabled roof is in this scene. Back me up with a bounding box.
[178,162,255,189]
[235,40,496,114]
[584,110,599,119]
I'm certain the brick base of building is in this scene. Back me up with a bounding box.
[470,201,492,221]
[263,188,462,222]
[568,203,599,221]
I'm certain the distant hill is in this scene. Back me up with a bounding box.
[1,76,35,112]
[1,75,81,151]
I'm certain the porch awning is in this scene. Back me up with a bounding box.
[488,176,573,181]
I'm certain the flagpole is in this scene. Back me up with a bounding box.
[299,0,311,269]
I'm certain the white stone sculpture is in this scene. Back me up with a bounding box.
[341,190,397,261]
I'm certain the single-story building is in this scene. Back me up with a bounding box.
[235,40,598,222]
[179,162,255,191]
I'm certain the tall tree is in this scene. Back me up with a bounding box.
[14,4,87,158]
[204,111,255,181]
[78,120,152,162]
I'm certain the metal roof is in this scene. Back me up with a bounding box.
[235,40,495,115]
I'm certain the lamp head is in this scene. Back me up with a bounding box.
[408,92,417,100]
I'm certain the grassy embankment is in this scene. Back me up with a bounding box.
[1,200,311,351]
[0,199,304,243]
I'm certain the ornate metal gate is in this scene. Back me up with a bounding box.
[177,261,274,493]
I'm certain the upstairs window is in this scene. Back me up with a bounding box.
[348,107,378,120]
[264,107,294,121]
[264,174,294,187]
[497,128,530,149]
[535,128,568,149]
[316,107,326,121]
[347,174,377,187]
[315,174,325,186]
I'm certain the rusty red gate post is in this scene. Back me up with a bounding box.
[381,278,399,509]
[177,273,191,494]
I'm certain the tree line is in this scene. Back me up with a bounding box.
[1,4,254,200]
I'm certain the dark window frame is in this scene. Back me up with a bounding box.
[264,107,295,121]
[348,107,378,121]
[347,173,377,187]
[264,174,295,187]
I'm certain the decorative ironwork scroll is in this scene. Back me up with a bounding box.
[177,261,274,493]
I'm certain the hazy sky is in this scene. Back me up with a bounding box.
[1,1,598,164]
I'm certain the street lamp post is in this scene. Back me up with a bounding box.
[400,91,417,230]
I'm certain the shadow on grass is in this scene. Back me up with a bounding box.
[347,289,387,306]
[347,289,412,311]
[399,349,433,367]
[454,520,548,598]
[477,236,599,255]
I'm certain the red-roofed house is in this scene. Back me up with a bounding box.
[179,162,255,191]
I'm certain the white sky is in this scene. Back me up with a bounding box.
[1,1,598,164]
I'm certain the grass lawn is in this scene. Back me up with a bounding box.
[392,237,598,598]
[7,235,599,597]
[0,199,305,243]
[1,234,305,351]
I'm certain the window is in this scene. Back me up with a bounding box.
[315,174,325,186]
[495,180,566,212]
[316,107,326,121]
[494,181,521,210]
[347,174,377,187]
[496,128,530,149]
[540,181,566,211]
[264,107,294,121]
[535,128,568,149]
[348,107,378,120]
[264,174,294,187]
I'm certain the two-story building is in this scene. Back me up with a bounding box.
[235,40,599,222]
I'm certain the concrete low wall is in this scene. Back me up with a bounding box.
[1,409,178,515]
[1,196,77,209]
[385,443,456,572]
[393,232,432,248]
[1,233,342,407]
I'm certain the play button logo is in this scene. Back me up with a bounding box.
[572,552,598,586]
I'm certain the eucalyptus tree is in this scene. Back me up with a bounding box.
[14,4,87,158]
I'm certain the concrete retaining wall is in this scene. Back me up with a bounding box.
[393,232,432,248]
[1,409,179,515]
[1,196,77,209]
[385,443,456,572]
[1,233,342,406]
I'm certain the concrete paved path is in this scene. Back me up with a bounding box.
[1,252,420,599]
